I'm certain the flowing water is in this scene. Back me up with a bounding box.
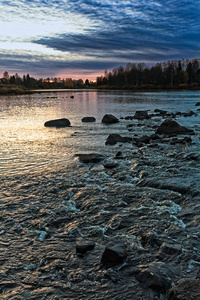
[0,89,199,176]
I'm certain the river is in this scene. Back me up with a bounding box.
[0,89,199,175]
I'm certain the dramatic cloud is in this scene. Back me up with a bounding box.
[1,0,200,79]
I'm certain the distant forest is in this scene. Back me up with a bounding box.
[1,58,200,90]
[96,58,200,89]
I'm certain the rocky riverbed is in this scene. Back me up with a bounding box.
[1,108,200,299]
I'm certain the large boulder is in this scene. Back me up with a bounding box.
[74,153,104,163]
[105,134,132,145]
[156,119,194,135]
[102,114,119,124]
[44,118,71,127]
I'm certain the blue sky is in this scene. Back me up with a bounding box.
[1,0,200,80]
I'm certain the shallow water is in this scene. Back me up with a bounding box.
[0,89,199,176]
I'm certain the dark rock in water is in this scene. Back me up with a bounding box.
[101,241,127,267]
[125,116,135,120]
[182,110,196,117]
[105,134,132,145]
[114,151,124,159]
[102,161,118,169]
[150,133,160,140]
[102,114,119,124]
[81,117,96,122]
[154,109,168,115]
[136,262,176,292]
[195,102,200,106]
[75,153,105,163]
[76,241,95,256]
[168,278,200,300]
[156,242,182,260]
[44,118,71,127]
[170,136,192,145]
[155,119,194,135]
[136,135,151,144]
[134,110,150,120]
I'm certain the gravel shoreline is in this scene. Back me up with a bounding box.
[1,111,200,299]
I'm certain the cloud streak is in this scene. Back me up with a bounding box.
[1,0,200,79]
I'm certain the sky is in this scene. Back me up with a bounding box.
[1,0,200,81]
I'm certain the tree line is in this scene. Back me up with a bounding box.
[96,59,200,88]
[0,72,94,89]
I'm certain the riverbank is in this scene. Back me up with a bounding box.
[0,84,32,95]
[1,104,200,299]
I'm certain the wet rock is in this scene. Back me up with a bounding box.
[182,110,196,117]
[102,161,118,169]
[102,114,119,124]
[155,119,194,135]
[154,109,168,115]
[44,118,71,127]
[195,102,200,106]
[136,262,177,292]
[76,241,95,256]
[136,135,151,144]
[140,231,160,249]
[134,110,151,120]
[105,134,132,145]
[81,117,96,122]
[182,152,200,161]
[75,153,105,163]
[156,242,182,260]
[168,278,200,300]
[101,240,127,267]
[114,151,124,159]
[149,133,160,140]
[170,136,192,145]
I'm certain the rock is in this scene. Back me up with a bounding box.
[136,262,177,292]
[156,242,182,260]
[101,241,127,267]
[114,151,124,159]
[75,153,105,163]
[149,133,160,140]
[155,119,194,135]
[44,118,71,127]
[105,134,132,145]
[102,114,119,124]
[136,135,151,144]
[170,136,192,145]
[81,117,96,122]
[70,95,74,99]
[134,110,150,120]
[168,278,200,300]
[182,110,196,117]
[102,161,118,169]
[154,109,168,115]
[195,102,200,106]
[76,241,95,256]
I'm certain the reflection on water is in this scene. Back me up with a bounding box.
[0,90,200,175]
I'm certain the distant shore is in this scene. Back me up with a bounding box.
[0,83,200,96]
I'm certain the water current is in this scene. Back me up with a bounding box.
[0,89,200,176]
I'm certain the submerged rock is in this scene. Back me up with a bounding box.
[75,153,105,163]
[136,262,178,292]
[81,117,96,122]
[101,241,127,267]
[156,119,194,135]
[156,242,182,260]
[168,278,200,300]
[76,241,95,256]
[134,110,151,120]
[105,134,132,145]
[102,114,119,124]
[44,118,71,127]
